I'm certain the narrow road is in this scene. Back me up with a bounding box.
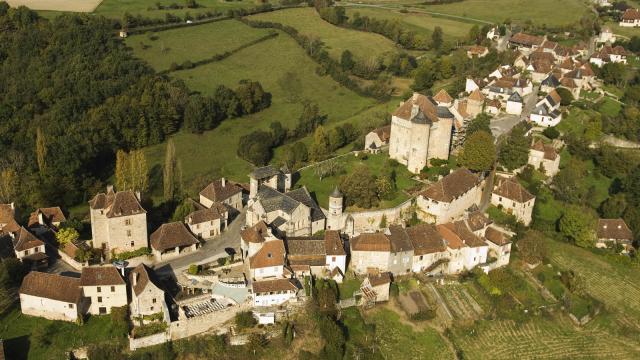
[155,209,245,276]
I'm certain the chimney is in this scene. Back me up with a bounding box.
[411,104,420,118]
[37,212,44,225]
[133,272,138,286]
[412,92,420,101]
[221,178,226,187]
[135,191,141,201]
[107,185,114,193]
[9,202,14,210]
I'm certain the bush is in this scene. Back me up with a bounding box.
[112,247,151,261]
[235,311,257,329]
[133,322,168,338]
[188,264,199,275]
[542,126,560,139]
[389,282,399,297]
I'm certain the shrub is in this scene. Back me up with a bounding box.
[133,322,168,338]
[188,264,199,275]
[112,247,151,261]
[235,311,257,329]
[542,126,560,139]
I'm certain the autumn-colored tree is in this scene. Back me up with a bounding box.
[35,127,47,176]
[115,150,129,191]
[459,130,496,171]
[56,227,79,247]
[0,168,17,203]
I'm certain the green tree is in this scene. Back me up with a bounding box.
[235,311,257,329]
[129,150,149,193]
[498,124,530,170]
[555,87,574,106]
[559,205,597,247]
[542,126,560,139]
[340,50,355,71]
[339,165,379,208]
[468,24,481,44]
[163,139,179,201]
[56,227,79,247]
[431,26,443,50]
[600,193,627,218]
[459,130,496,171]
[310,125,331,161]
[553,158,588,204]
[115,149,129,192]
[35,127,47,176]
[0,168,17,203]
[466,113,492,136]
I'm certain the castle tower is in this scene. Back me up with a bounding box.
[281,165,292,192]
[327,187,344,230]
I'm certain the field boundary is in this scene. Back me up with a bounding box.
[159,30,279,74]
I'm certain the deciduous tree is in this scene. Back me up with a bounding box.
[559,205,597,247]
[459,130,496,171]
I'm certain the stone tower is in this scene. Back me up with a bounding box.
[327,187,343,231]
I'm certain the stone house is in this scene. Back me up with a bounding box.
[185,202,228,240]
[541,75,561,94]
[597,27,616,44]
[19,271,86,322]
[199,178,243,211]
[27,207,66,238]
[590,45,629,66]
[248,165,291,199]
[404,223,448,273]
[388,92,454,174]
[466,89,485,117]
[11,227,48,269]
[150,222,199,261]
[284,230,347,278]
[80,265,127,315]
[246,185,325,237]
[619,8,640,27]
[508,32,545,54]
[349,227,413,276]
[466,45,489,58]
[530,89,562,127]
[506,92,523,115]
[483,227,512,270]
[129,264,167,319]
[485,99,501,115]
[360,272,391,303]
[89,187,147,257]
[364,125,391,153]
[491,177,535,225]
[240,221,278,261]
[596,219,634,250]
[416,168,484,224]
[0,203,19,236]
[528,140,560,177]
[251,278,300,307]
[248,238,286,281]
[436,221,489,274]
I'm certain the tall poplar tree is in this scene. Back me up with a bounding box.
[163,140,178,201]
[35,128,47,176]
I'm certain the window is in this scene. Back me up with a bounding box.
[130,241,135,247]
[23,250,28,256]
[419,255,424,261]
[69,303,74,309]
[97,286,101,293]
[152,298,157,304]
[150,306,154,311]
[196,224,200,229]
[97,296,103,303]
[210,230,215,236]
[125,219,132,226]
[111,286,115,292]
[127,230,132,237]
[331,256,336,262]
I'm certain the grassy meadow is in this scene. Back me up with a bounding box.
[142,31,380,190]
[248,7,400,62]
[344,7,476,40]
[294,152,419,210]
[126,19,272,71]
[416,0,590,26]
[95,0,256,19]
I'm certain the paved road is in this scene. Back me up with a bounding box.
[490,86,540,138]
[155,209,246,276]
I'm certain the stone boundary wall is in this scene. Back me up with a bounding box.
[170,303,250,340]
[348,198,414,234]
[129,331,170,351]
[56,247,86,271]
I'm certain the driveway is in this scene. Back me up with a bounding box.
[490,86,539,138]
[154,209,245,276]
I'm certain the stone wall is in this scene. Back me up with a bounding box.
[129,331,170,351]
[170,303,250,340]
[348,198,413,235]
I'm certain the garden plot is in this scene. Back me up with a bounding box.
[436,284,484,321]
[7,0,103,12]
[397,290,431,317]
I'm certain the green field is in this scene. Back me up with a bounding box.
[295,152,418,209]
[605,21,640,40]
[416,0,590,26]
[95,0,256,19]
[143,31,378,189]
[344,7,475,40]
[0,307,126,360]
[126,19,272,71]
[248,7,400,62]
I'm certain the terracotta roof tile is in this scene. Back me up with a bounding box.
[372,125,391,142]
[252,278,299,293]
[433,89,454,104]
[351,232,391,252]
[531,140,558,160]
[249,239,285,269]
[622,8,640,21]
[485,227,511,246]
[325,230,346,256]
[469,89,485,102]
[150,222,199,252]
[130,263,163,296]
[13,227,44,251]
[597,219,633,241]
[405,223,446,255]
[241,221,272,244]
[393,93,440,123]
[89,190,145,218]
[80,266,125,286]
[186,202,227,224]
[367,272,392,287]
[20,271,82,304]
[199,179,243,203]
[28,207,66,227]
[510,32,544,47]
[421,168,481,203]
[493,177,535,203]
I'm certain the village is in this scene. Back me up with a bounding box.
[1,10,639,358]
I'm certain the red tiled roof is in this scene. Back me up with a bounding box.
[597,219,633,241]
[20,271,82,304]
[199,179,243,203]
[531,140,558,160]
[351,233,391,252]
[420,168,481,203]
[622,8,640,21]
[80,266,125,286]
[433,89,454,104]
[150,222,199,252]
[249,239,285,269]
[493,177,535,203]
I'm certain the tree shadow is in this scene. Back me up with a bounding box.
[4,335,30,360]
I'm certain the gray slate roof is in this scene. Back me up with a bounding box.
[250,165,281,180]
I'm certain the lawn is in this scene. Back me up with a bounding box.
[451,315,640,359]
[248,7,400,63]
[366,308,453,359]
[559,148,612,209]
[0,306,127,360]
[605,21,640,40]
[416,0,590,27]
[126,19,273,71]
[338,275,362,300]
[343,7,475,40]
[532,263,565,299]
[143,32,377,192]
[294,152,419,209]
[95,0,255,19]
[597,97,622,117]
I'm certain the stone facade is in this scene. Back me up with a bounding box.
[130,264,167,318]
[528,140,560,177]
[389,92,454,174]
[491,177,535,226]
[20,293,82,322]
[89,188,148,257]
[416,169,484,224]
[82,283,127,315]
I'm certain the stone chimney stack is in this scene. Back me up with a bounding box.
[221,178,226,187]
[411,104,420,118]
[133,272,138,286]
[135,191,141,201]
[37,212,44,225]
[107,185,114,193]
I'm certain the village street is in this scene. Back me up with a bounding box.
[490,85,540,138]
[154,209,245,276]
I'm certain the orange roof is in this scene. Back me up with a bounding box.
[468,89,485,102]
[249,239,286,269]
[433,89,454,104]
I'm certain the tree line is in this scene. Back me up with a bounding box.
[0,6,270,210]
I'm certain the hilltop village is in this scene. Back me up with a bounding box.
[2,1,640,359]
